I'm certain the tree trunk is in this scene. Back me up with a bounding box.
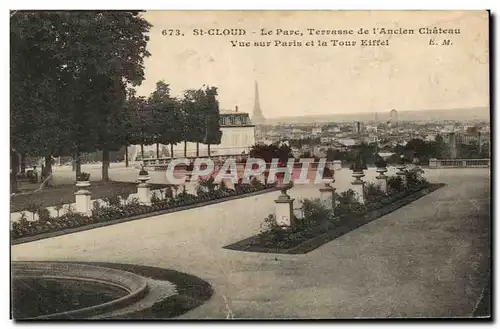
[170,144,174,159]
[102,146,110,182]
[184,140,187,157]
[20,153,26,173]
[75,152,82,178]
[44,155,53,175]
[208,144,211,158]
[196,142,199,157]
[125,146,129,167]
[10,149,19,193]
[156,142,160,159]
[43,155,54,187]
[140,144,144,158]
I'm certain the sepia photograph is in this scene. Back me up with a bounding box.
[9,9,491,320]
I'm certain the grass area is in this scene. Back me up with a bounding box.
[10,181,170,213]
[80,262,213,319]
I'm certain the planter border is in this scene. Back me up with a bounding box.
[11,187,279,246]
[224,183,445,255]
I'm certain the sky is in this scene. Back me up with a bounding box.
[135,10,489,119]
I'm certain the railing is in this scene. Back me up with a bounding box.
[142,154,249,170]
[428,158,490,168]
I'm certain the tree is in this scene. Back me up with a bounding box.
[11,11,152,182]
[405,138,429,163]
[326,148,343,161]
[203,86,222,157]
[181,86,221,158]
[250,143,293,165]
[11,12,75,190]
[147,81,182,159]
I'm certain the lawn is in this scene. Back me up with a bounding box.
[10,181,170,213]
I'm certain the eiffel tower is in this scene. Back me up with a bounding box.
[252,81,266,124]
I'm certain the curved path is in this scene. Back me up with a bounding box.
[11,168,490,319]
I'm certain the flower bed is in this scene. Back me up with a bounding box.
[11,181,278,244]
[224,180,445,254]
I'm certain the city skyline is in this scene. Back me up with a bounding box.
[135,11,489,118]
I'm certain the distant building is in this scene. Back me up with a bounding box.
[169,107,256,157]
[311,127,322,135]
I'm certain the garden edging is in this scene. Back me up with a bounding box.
[11,186,279,246]
[224,183,445,254]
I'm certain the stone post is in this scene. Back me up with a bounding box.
[75,181,92,216]
[333,160,342,170]
[375,167,388,194]
[351,170,365,204]
[275,183,296,227]
[137,175,151,205]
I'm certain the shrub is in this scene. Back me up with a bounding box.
[150,193,162,207]
[104,195,121,208]
[406,168,428,188]
[388,175,404,193]
[219,180,228,191]
[117,190,131,205]
[54,203,64,217]
[323,166,334,179]
[26,201,42,221]
[92,201,103,217]
[335,189,365,215]
[198,176,218,193]
[299,198,333,229]
[364,182,386,202]
[65,204,76,215]
[164,186,174,199]
[250,176,264,189]
[37,208,51,224]
[259,213,285,243]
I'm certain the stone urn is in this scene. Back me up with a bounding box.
[75,180,91,188]
[277,181,293,200]
[75,172,91,188]
[138,174,151,184]
[138,168,150,184]
[396,155,407,173]
[396,164,407,175]
[376,166,388,177]
[351,170,365,183]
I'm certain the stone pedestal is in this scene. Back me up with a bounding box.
[351,181,365,204]
[396,165,407,185]
[74,189,92,216]
[137,183,151,205]
[333,160,342,170]
[275,196,295,227]
[376,167,388,194]
[319,183,336,210]
[351,171,365,204]
[275,183,296,227]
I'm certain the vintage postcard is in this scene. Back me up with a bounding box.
[10,10,490,320]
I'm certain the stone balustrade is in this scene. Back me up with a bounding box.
[429,158,490,168]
